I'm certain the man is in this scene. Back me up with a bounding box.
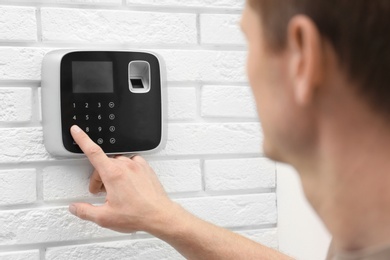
[69,0,390,259]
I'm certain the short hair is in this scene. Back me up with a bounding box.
[249,0,390,117]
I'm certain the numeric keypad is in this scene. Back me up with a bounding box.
[71,101,117,147]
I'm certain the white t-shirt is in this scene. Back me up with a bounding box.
[327,242,390,260]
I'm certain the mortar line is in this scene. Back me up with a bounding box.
[0,80,248,87]
[35,7,42,42]
[0,234,134,253]
[228,223,278,233]
[35,165,44,202]
[196,13,201,45]
[0,116,260,127]
[0,1,243,14]
[0,223,273,253]
[0,224,274,252]
[0,40,246,51]
[200,158,206,191]
[195,83,203,121]
[0,153,267,169]
[31,84,42,125]
[0,188,276,212]
[39,246,45,260]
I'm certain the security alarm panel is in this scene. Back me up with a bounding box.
[42,50,164,157]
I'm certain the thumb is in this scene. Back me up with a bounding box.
[69,203,104,223]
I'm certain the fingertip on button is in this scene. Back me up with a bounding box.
[71,125,82,133]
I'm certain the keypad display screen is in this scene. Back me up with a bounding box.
[72,61,114,93]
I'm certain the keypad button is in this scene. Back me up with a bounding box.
[69,100,118,150]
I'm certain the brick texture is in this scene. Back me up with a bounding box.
[0,250,40,260]
[126,0,244,9]
[204,158,276,191]
[200,14,245,45]
[201,85,257,118]
[0,169,37,206]
[41,8,197,44]
[0,88,33,122]
[0,6,37,41]
[0,2,278,259]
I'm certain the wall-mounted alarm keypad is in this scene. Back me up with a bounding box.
[41,50,165,157]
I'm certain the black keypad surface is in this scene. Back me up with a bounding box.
[60,51,162,154]
[71,101,117,148]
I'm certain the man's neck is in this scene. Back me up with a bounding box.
[297,100,390,252]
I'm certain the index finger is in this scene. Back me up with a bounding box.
[71,125,113,172]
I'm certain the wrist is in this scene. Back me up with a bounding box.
[144,201,191,239]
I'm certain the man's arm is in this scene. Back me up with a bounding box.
[69,125,292,259]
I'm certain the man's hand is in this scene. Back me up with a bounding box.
[68,125,293,259]
[68,125,176,234]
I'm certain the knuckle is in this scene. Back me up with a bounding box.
[132,155,147,165]
[77,207,88,220]
[117,157,140,172]
[106,164,124,181]
[95,215,109,228]
[124,160,139,171]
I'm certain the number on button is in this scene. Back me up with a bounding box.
[98,102,102,108]
[73,115,77,120]
[86,115,90,120]
[98,127,102,132]
[85,103,89,108]
[98,114,102,120]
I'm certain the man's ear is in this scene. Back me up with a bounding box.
[287,15,324,106]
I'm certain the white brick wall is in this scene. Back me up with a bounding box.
[200,14,245,45]
[127,0,244,9]
[0,6,37,41]
[41,9,197,44]
[0,88,33,122]
[0,169,37,206]
[204,158,276,191]
[0,1,278,259]
[201,85,258,118]
[0,250,40,260]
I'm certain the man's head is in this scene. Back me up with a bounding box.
[241,0,390,164]
[248,0,390,115]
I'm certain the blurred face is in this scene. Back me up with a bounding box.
[241,2,316,163]
[241,3,289,161]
